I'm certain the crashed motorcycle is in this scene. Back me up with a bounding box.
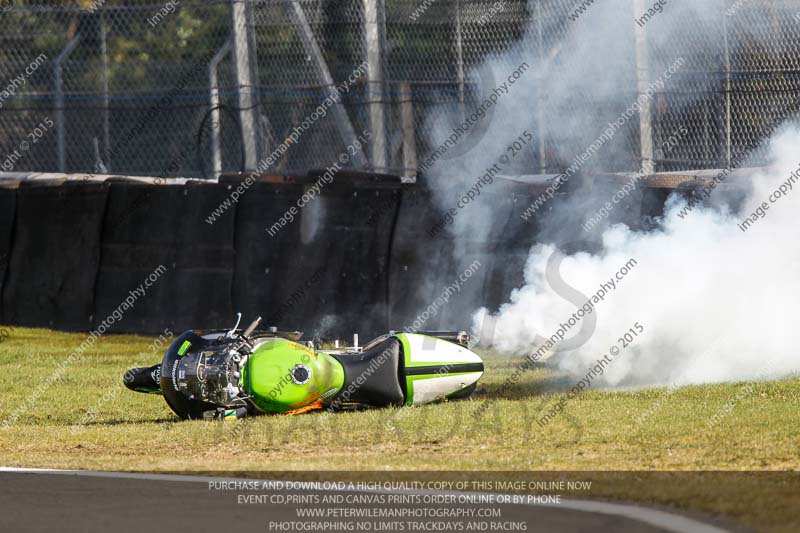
[124,315,484,419]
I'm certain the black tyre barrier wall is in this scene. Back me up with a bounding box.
[95,181,237,333]
[233,181,402,339]
[0,182,17,322]
[232,181,307,331]
[0,172,751,339]
[388,179,548,333]
[2,180,108,330]
[389,187,457,331]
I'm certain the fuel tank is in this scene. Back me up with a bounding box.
[243,338,345,413]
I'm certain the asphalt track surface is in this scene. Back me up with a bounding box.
[0,469,741,533]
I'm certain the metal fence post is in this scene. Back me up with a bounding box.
[363,0,388,171]
[100,14,111,171]
[455,1,466,110]
[54,34,81,173]
[536,1,547,175]
[209,41,232,180]
[723,10,732,168]
[632,0,654,174]
[230,0,260,171]
[400,82,417,178]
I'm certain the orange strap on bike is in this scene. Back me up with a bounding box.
[283,398,323,416]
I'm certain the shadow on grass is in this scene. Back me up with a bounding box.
[73,416,178,427]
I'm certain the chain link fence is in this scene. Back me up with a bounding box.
[0,0,799,179]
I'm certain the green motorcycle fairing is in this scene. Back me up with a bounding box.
[242,338,345,413]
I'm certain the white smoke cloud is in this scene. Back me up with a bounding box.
[415,0,800,387]
[475,125,800,387]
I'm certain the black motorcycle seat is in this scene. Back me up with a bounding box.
[329,337,404,407]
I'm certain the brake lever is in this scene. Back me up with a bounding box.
[226,313,242,338]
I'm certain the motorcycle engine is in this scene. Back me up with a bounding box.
[172,342,244,407]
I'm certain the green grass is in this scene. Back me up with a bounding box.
[0,327,798,531]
